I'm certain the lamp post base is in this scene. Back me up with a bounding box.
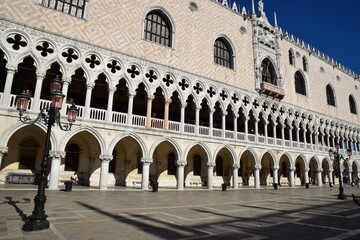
[23,215,49,231]
[337,193,347,200]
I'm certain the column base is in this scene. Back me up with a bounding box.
[23,215,49,232]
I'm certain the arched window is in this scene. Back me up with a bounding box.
[349,95,357,114]
[294,71,306,96]
[65,143,80,171]
[167,152,176,175]
[302,56,308,72]
[288,49,295,66]
[144,10,172,47]
[215,157,223,176]
[214,38,233,69]
[193,155,202,176]
[261,58,277,85]
[326,85,336,106]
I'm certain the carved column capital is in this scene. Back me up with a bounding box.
[99,154,113,162]
[233,163,240,169]
[141,157,153,165]
[0,147,8,155]
[207,162,215,168]
[108,86,117,93]
[49,151,66,159]
[147,95,155,101]
[176,160,187,166]
[6,64,17,73]
[87,83,95,89]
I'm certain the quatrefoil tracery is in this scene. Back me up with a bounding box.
[36,42,54,57]
[62,48,79,63]
[145,70,158,83]
[85,54,101,69]
[127,65,140,78]
[107,60,121,74]
[7,34,27,50]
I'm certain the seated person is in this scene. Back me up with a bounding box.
[71,172,79,185]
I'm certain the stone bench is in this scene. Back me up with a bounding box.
[6,173,36,184]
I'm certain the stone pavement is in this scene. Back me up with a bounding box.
[0,185,360,240]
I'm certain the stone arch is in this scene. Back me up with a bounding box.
[259,149,278,168]
[59,126,106,155]
[184,141,211,165]
[108,132,147,158]
[0,122,57,150]
[239,147,258,168]
[14,52,41,71]
[149,137,182,161]
[213,144,237,165]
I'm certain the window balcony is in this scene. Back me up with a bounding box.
[259,82,285,100]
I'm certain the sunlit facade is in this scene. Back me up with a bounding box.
[0,0,359,190]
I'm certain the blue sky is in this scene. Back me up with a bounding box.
[232,0,360,74]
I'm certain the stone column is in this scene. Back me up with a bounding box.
[48,151,66,190]
[245,117,249,141]
[296,127,300,148]
[264,120,268,143]
[281,125,285,147]
[254,118,259,143]
[310,130,314,149]
[222,113,226,138]
[233,114,238,140]
[99,155,113,190]
[314,131,319,151]
[289,167,295,187]
[232,164,240,189]
[289,126,293,147]
[141,158,152,190]
[31,71,46,111]
[254,166,261,189]
[195,106,200,135]
[163,98,172,130]
[127,92,135,125]
[207,163,215,190]
[176,161,186,190]
[0,147,8,170]
[273,167,279,187]
[316,168,323,187]
[60,78,71,115]
[273,123,277,141]
[1,66,17,107]
[180,103,186,133]
[145,95,154,128]
[106,87,116,123]
[84,83,94,119]
[209,109,214,137]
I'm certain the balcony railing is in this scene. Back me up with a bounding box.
[6,94,360,156]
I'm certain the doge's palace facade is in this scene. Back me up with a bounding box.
[0,0,359,190]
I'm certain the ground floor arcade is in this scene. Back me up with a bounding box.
[0,121,359,191]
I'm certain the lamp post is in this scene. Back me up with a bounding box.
[15,75,78,231]
[328,143,352,200]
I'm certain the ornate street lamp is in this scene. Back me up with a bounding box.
[328,143,352,200]
[16,75,78,231]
